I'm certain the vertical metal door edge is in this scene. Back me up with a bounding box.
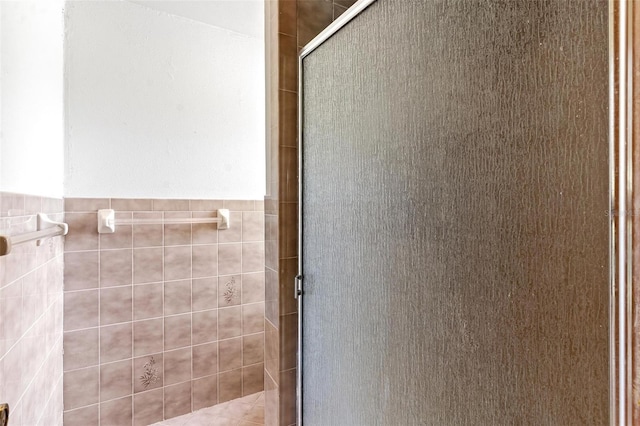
[611,0,634,424]
[608,1,616,422]
[297,1,378,425]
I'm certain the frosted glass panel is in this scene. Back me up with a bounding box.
[300,0,609,425]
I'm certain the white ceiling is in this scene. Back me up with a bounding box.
[127,0,264,39]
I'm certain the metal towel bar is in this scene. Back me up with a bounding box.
[97,208,230,233]
[0,213,69,257]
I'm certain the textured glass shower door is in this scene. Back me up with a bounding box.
[299,0,610,424]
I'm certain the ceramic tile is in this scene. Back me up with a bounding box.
[278,91,298,149]
[0,192,25,217]
[242,364,264,396]
[218,211,242,243]
[100,396,133,426]
[190,199,224,212]
[264,374,278,426]
[134,282,164,320]
[133,248,164,284]
[192,277,218,311]
[218,338,242,372]
[100,322,133,363]
[153,199,190,211]
[218,244,241,276]
[243,333,264,366]
[1,281,23,341]
[278,0,296,35]
[278,203,298,258]
[64,213,99,251]
[219,400,254,421]
[255,392,264,406]
[63,404,99,426]
[264,268,279,326]
[64,290,99,331]
[242,303,264,335]
[279,313,297,371]
[218,275,241,307]
[222,200,255,211]
[134,388,164,426]
[298,0,333,46]
[0,195,63,426]
[64,251,99,291]
[235,393,261,405]
[192,309,217,345]
[264,321,279,386]
[192,244,218,278]
[164,212,192,246]
[100,249,133,287]
[278,33,297,93]
[65,198,110,212]
[193,342,218,378]
[239,420,262,426]
[192,212,218,244]
[192,375,218,410]
[244,404,264,424]
[164,347,192,385]
[100,286,133,325]
[100,359,133,401]
[278,146,298,202]
[279,369,296,426]
[100,214,132,249]
[62,197,267,425]
[63,367,99,410]
[242,273,264,304]
[164,381,192,419]
[133,213,163,247]
[164,246,192,281]
[333,3,348,19]
[64,328,99,371]
[334,0,357,7]
[218,306,242,340]
[218,369,242,403]
[279,258,297,315]
[264,216,278,271]
[134,319,164,356]
[242,212,264,243]
[242,243,264,273]
[112,199,153,211]
[164,314,191,350]
[164,279,192,315]
[43,196,64,214]
[134,354,163,393]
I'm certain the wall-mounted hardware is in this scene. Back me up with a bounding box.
[0,213,69,257]
[98,209,116,233]
[97,208,230,233]
[0,403,9,426]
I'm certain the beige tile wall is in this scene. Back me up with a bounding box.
[264,1,358,425]
[0,192,65,426]
[62,198,265,426]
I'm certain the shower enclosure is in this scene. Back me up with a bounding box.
[298,0,628,424]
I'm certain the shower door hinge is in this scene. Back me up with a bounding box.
[294,275,303,299]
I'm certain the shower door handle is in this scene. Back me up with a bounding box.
[294,275,303,299]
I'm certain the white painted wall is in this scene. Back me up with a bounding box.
[128,0,264,39]
[64,0,265,199]
[0,0,65,197]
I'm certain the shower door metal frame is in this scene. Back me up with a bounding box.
[296,1,633,424]
[296,3,379,425]
[612,1,634,424]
